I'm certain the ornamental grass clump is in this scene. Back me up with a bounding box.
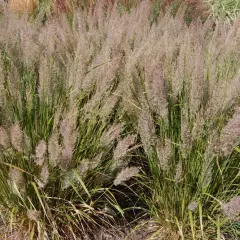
[0,1,239,239]
[0,4,143,238]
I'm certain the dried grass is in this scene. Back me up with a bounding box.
[8,0,37,13]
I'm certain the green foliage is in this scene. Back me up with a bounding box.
[208,0,240,21]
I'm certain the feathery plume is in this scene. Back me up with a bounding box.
[99,94,120,121]
[60,147,74,171]
[191,112,205,141]
[59,111,78,171]
[40,163,49,187]
[221,196,240,221]
[201,154,214,187]
[100,123,123,147]
[113,135,136,161]
[53,107,62,131]
[48,131,61,167]
[38,57,51,101]
[218,107,240,156]
[77,160,92,177]
[10,122,24,153]
[77,153,103,176]
[63,153,104,189]
[34,178,44,189]
[188,201,198,212]
[35,140,47,166]
[201,131,219,187]
[8,168,26,195]
[62,170,75,189]
[0,126,10,149]
[144,59,168,120]
[60,119,70,140]
[138,111,156,153]
[156,138,171,170]
[27,210,40,222]
[114,167,140,186]
[174,161,183,183]
[189,48,205,117]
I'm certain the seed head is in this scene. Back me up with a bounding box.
[218,107,240,156]
[10,122,24,153]
[0,126,10,149]
[100,123,123,147]
[35,140,47,166]
[221,196,240,221]
[27,210,40,222]
[174,161,183,183]
[188,201,198,212]
[156,138,171,170]
[113,135,136,161]
[138,111,156,153]
[48,131,61,167]
[40,163,49,187]
[8,168,26,195]
[114,167,140,186]
[60,147,73,171]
